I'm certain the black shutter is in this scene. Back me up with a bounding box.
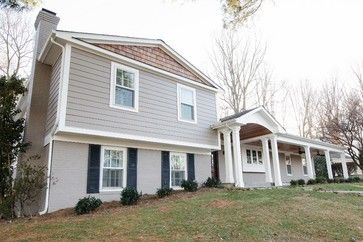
[187,153,195,181]
[87,144,101,193]
[161,151,170,188]
[127,148,138,189]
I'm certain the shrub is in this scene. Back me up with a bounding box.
[297,179,306,186]
[156,187,173,198]
[120,187,141,205]
[181,180,198,192]
[307,179,316,185]
[204,177,221,188]
[334,178,344,183]
[0,196,14,219]
[74,196,102,215]
[327,179,335,184]
[315,177,327,184]
[290,180,298,186]
[351,176,361,182]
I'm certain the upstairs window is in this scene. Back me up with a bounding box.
[177,84,197,123]
[285,155,292,176]
[110,63,139,112]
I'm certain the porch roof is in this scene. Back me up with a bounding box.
[213,106,345,153]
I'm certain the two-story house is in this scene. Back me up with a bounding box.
[23,9,351,214]
[24,9,219,213]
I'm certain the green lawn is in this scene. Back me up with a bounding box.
[309,182,363,191]
[1,187,362,241]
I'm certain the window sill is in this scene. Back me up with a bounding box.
[171,186,183,190]
[110,103,138,112]
[178,118,197,124]
[99,188,123,193]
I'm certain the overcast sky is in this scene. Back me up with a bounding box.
[29,0,363,133]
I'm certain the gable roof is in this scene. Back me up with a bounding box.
[220,107,258,122]
[213,106,286,133]
[40,30,220,90]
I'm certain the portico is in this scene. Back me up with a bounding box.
[212,107,348,188]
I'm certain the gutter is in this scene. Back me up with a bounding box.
[39,37,65,215]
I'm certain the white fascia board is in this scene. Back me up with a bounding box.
[55,31,220,90]
[54,33,219,92]
[57,126,220,150]
[236,107,285,133]
[38,31,56,62]
[275,133,345,152]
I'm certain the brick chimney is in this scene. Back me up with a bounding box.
[34,8,60,57]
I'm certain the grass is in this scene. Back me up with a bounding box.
[309,182,363,191]
[1,187,362,241]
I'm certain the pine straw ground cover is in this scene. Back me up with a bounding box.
[0,187,362,241]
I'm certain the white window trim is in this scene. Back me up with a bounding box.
[110,62,139,112]
[169,152,188,189]
[241,145,265,173]
[177,83,197,124]
[285,154,293,176]
[99,146,127,192]
[301,155,309,176]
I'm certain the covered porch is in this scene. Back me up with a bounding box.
[212,107,348,188]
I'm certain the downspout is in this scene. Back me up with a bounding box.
[39,37,65,215]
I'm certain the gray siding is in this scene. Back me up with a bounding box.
[48,140,212,212]
[65,47,218,146]
[45,55,61,136]
[278,153,308,183]
[137,149,161,194]
[195,154,212,184]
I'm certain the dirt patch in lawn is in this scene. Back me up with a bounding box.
[207,199,237,208]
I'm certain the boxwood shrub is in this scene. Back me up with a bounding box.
[297,179,306,186]
[290,180,298,186]
[307,179,316,185]
[156,187,173,198]
[120,187,141,205]
[181,180,198,192]
[74,196,102,215]
[204,177,221,188]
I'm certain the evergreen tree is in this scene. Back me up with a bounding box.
[0,75,28,202]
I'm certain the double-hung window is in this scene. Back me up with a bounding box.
[285,155,292,176]
[110,62,139,112]
[170,152,187,188]
[177,84,197,123]
[301,156,308,176]
[100,146,127,191]
[246,148,263,165]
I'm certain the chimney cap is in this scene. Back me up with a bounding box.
[41,8,57,16]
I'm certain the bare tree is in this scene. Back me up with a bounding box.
[254,66,285,115]
[222,0,264,28]
[289,80,317,138]
[318,77,363,171]
[212,30,266,114]
[0,9,33,78]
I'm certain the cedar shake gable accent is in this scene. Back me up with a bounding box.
[95,43,210,86]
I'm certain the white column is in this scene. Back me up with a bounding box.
[231,126,244,187]
[324,150,333,179]
[270,136,282,186]
[261,138,273,183]
[222,129,234,184]
[304,146,315,179]
[340,153,349,179]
